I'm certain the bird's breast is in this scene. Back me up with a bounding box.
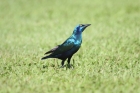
[72,34,82,46]
[74,40,82,46]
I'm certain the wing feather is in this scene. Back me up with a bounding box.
[44,45,59,55]
[50,39,75,56]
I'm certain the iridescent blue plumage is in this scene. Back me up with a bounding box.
[41,24,91,67]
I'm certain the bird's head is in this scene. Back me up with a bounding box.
[73,24,91,35]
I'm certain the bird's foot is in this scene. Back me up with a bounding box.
[66,64,74,69]
[59,65,65,68]
[59,64,74,69]
[67,64,71,68]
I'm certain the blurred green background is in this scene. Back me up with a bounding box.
[0,0,140,93]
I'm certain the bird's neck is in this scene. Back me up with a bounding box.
[71,33,82,41]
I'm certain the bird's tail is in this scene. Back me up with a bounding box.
[41,56,50,60]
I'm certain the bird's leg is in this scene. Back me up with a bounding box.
[68,56,72,64]
[60,59,66,68]
[67,55,73,68]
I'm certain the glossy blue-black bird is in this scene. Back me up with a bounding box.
[41,24,91,67]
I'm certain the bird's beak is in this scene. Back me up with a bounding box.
[85,24,91,27]
[83,24,91,28]
[82,24,91,32]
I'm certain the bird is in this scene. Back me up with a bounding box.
[41,24,91,67]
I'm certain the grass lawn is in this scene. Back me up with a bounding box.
[0,0,140,93]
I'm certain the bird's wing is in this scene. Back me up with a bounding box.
[44,45,59,55]
[50,39,75,55]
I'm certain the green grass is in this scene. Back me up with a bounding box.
[0,0,140,93]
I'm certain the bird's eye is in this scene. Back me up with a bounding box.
[80,24,83,27]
